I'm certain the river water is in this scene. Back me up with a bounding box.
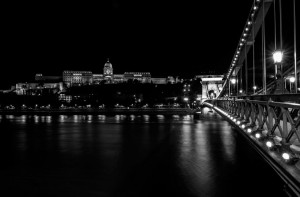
[0,108,287,197]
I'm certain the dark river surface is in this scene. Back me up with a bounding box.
[0,108,287,197]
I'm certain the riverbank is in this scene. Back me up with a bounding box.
[0,108,196,115]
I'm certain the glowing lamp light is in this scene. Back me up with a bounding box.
[255,133,261,139]
[266,141,273,148]
[254,6,258,10]
[241,124,245,129]
[253,86,257,90]
[245,27,249,31]
[282,153,290,160]
[248,21,252,25]
[273,50,283,64]
[247,128,252,133]
[183,97,189,102]
[231,78,236,84]
[239,89,243,93]
[233,118,236,122]
[237,120,241,125]
[290,77,295,83]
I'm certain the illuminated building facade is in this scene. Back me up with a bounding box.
[151,78,167,84]
[103,60,113,82]
[124,72,151,83]
[18,60,176,93]
[92,74,104,84]
[63,71,93,87]
[113,74,125,83]
[16,82,63,95]
[35,74,62,82]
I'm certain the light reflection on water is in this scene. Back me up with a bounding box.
[0,112,285,196]
[130,114,135,121]
[156,115,164,122]
[179,122,213,194]
[98,115,106,122]
[143,115,150,122]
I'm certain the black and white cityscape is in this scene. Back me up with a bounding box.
[0,58,225,109]
[0,0,299,197]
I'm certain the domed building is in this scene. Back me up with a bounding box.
[103,59,114,83]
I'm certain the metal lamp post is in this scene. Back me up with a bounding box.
[289,77,296,92]
[230,78,236,97]
[272,50,285,94]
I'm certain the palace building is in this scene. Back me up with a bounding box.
[15,60,175,95]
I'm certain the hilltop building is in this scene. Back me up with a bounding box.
[15,60,191,95]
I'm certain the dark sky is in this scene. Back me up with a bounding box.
[2,0,254,89]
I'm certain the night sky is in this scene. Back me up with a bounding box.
[2,0,254,89]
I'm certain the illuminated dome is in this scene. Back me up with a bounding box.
[104,59,112,68]
[103,58,113,76]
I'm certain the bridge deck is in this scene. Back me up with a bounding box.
[204,101,300,196]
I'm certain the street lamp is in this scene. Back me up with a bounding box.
[231,78,236,84]
[289,77,296,92]
[229,78,236,96]
[272,50,285,94]
[253,86,257,94]
[290,77,295,83]
[272,50,283,64]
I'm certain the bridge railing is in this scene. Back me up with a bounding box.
[208,98,300,161]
